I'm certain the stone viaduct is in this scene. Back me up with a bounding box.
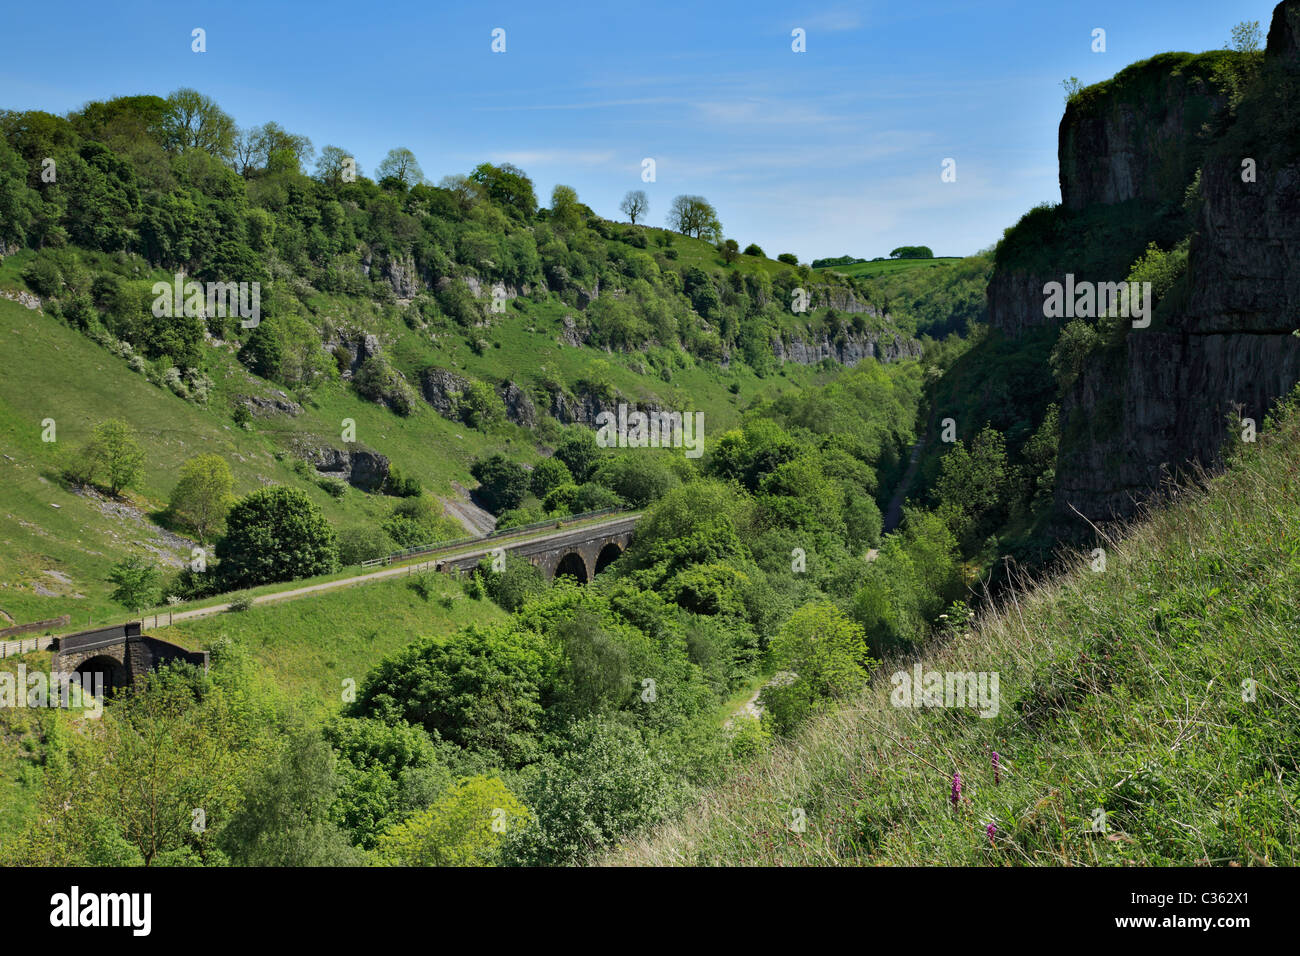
[52,623,210,696]
[436,513,640,583]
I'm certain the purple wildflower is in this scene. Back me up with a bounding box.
[951,770,962,808]
[992,751,1001,785]
[987,822,997,845]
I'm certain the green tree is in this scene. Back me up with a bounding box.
[349,624,552,767]
[376,147,424,188]
[482,553,549,613]
[667,194,722,241]
[108,554,161,612]
[934,426,1009,544]
[1230,20,1263,52]
[529,456,573,498]
[314,145,359,185]
[549,184,583,232]
[502,717,686,866]
[888,245,934,259]
[326,715,447,849]
[470,454,530,515]
[554,430,601,483]
[469,162,537,218]
[553,429,603,486]
[375,776,528,866]
[593,454,679,508]
[169,454,234,543]
[219,726,361,866]
[760,603,874,734]
[161,88,236,159]
[336,525,396,565]
[215,486,339,589]
[86,418,145,496]
[381,495,458,549]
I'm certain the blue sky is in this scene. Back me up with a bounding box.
[0,0,1276,260]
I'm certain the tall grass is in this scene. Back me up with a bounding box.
[612,395,1300,865]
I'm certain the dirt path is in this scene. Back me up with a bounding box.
[724,672,794,728]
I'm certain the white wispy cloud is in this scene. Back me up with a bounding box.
[487,148,618,167]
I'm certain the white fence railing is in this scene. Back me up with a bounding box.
[0,634,57,659]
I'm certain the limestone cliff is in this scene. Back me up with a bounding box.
[989,1,1300,528]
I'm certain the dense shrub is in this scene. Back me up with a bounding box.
[215,486,339,588]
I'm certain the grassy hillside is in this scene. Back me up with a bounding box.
[0,286,841,627]
[611,391,1300,866]
[153,570,507,712]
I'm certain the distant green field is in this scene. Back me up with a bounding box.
[814,257,962,278]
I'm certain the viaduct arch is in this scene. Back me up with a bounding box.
[437,514,638,583]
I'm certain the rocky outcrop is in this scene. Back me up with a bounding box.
[382,252,420,298]
[1057,331,1300,518]
[237,392,303,417]
[1058,53,1230,211]
[327,331,382,380]
[548,386,608,426]
[546,385,689,442]
[987,270,1055,339]
[1271,0,1300,58]
[1186,158,1300,335]
[498,381,537,427]
[0,289,42,312]
[558,314,587,347]
[310,446,391,492]
[772,329,922,366]
[419,367,471,419]
[811,288,882,315]
[457,275,526,301]
[1048,2,1300,526]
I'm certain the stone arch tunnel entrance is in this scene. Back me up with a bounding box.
[73,654,128,697]
[554,551,589,583]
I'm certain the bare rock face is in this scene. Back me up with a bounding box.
[237,392,303,417]
[382,252,420,298]
[1058,54,1230,212]
[771,330,922,367]
[1049,2,1300,526]
[1268,0,1300,60]
[559,315,587,347]
[347,450,391,492]
[0,289,42,312]
[988,270,1055,339]
[327,332,382,380]
[309,445,390,492]
[811,288,882,315]
[419,367,472,419]
[498,381,537,427]
[548,386,608,426]
[1187,157,1300,335]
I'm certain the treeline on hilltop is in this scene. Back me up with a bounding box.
[0,86,943,415]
